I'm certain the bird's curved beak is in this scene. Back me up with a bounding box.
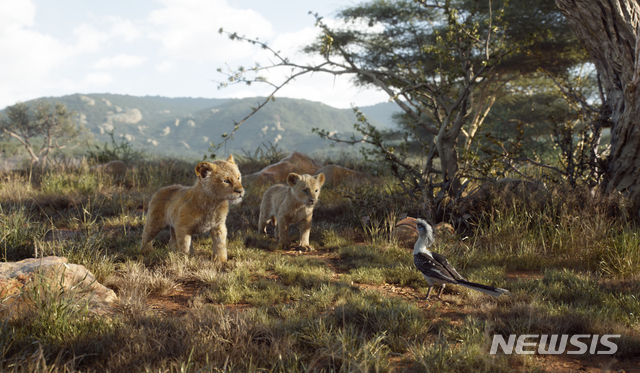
[395,217,418,234]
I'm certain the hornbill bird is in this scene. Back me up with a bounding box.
[396,217,510,300]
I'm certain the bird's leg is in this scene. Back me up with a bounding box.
[424,286,433,301]
[437,284,446,298]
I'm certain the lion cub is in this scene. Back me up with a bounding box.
[140,155,244,262]
[258,172,325,251]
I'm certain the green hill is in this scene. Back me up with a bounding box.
[358,101,401,129]
[7,94,400,158]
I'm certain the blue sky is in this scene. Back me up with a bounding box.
[0,0,388,109]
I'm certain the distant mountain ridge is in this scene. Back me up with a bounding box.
[5,94,400,158]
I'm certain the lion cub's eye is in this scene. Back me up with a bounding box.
[224,179,231,184]
[315,189,318,193]
[303,189,309,194]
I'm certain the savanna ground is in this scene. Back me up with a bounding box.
[1,154,640,372]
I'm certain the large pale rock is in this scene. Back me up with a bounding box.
[89,160,127,176]
[243,152,369,186]
[315,164,368,186]
[243,152,323,185]
[106,108,143,124]
[0,256,117,315]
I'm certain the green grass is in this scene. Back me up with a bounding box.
[0,205,49,261]
[1,156,639,371]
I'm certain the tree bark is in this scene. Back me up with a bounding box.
[555,0,640,202]
[436,131,462,196]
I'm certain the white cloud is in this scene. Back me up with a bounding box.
[84,72,113,86]
[156,61,175,73]
[147,0,274,63]
[0,0,35,32]
[0,0,386,110]
[107,16,142,42]
[0,0,77,107]
[217,18,390,109]
[270,26,318,61]
[72,23,110,53]
[94,54,146,69]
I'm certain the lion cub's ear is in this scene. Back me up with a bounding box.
[287,173,302,187]
[195,162,217,178]
[226,154,235,164]
[315,173,325,186]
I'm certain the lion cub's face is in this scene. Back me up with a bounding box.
[287,172,325,207]
[195,155,244,204]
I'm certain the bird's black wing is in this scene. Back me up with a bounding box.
[432,252,466,281]
[414,252,459,284]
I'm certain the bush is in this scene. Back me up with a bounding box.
[86,129,145,164]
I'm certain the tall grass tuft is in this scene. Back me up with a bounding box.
[601,227,640,278]
[0,205,48,261]
[38,232,117,283]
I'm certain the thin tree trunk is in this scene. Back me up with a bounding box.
[435,132,461,195]
[4,130,39,164]
[555,0,640,202]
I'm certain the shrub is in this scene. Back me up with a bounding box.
[86,129,145,164]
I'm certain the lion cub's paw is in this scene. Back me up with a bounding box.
[298,244,316,252]
[212,253,228,263]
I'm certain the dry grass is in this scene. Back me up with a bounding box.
[1,156,639,371]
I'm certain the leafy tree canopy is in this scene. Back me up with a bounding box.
[0,101,88,166]
[217,0,593,201]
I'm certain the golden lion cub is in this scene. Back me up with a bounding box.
[140,155,244,262]
[258,172,325,251]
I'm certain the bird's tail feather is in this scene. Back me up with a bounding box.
[458,280,510,297]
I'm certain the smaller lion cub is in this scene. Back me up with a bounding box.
[140,155,244,262]
[258,172,325,251]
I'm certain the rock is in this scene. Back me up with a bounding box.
[106,108,143,124]
[314,164,368,186]
[0,256,117,315]
[435,222,455,237]
[243,152,368,186]
[243,152,323,185]
[89,160,127,176]
[392,219,455,249]
[466,178,546,201]
[392,224,418,249]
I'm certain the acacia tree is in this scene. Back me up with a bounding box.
[215,0,586,200]
[554,0,640,203]
[475,66,611,187]
[216,0,516,200]
[319,0,517,199]
[0,101,86,166]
